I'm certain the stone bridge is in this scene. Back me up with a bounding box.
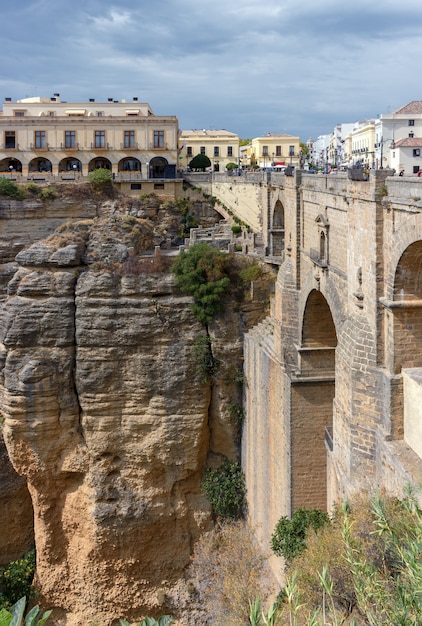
[187,169,422,581]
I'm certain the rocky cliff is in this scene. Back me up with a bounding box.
[0,196,274,625]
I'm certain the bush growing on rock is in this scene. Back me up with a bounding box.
[273,490,422,625]
[0,178,25,199]
[190,521,271,626]
[0,549,36,609]
[201,459,246,519]
[171,242,231,325]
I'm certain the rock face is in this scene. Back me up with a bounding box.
[0,213,273,625]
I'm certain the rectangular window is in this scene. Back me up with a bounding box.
[65,130,76,148]
[289,145,295,156]
[200,146,206,155]
[14,112,25,117]
[262,145,269,156]
[227,146,233,157]
[95,131,105,148]
[153,130,164,148]
[276,145,282,157]
[154,183,165,190]
[49,111,55,117]
[35,131,46,149]
[413,149,420,157]
[131,183,142,190]
[214,146,219,157]
[409,119,415,126]
[187,146,193,157]
[5,131,16,149]
[124,131,135,148]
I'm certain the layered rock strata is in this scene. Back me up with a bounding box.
[0,215,272,625]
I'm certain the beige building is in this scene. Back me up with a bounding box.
[0,94,179,186]
[250,133,301,168]
[178,129,239,171]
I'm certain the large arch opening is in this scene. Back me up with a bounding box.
[0,158,22,173]
[88,158,111,172]
[118,157,141,173]
[270,200,285,256]
[28,157,52,173]
[390,241,422,455]
[392,241,422,373]
[59,157,82,172]
[291,290,337,511]
[149,157,175,179]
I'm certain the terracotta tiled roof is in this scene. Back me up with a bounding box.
[394,137,422,147]
[394,101,422,114]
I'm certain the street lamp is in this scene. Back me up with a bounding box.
[379,137,395,169]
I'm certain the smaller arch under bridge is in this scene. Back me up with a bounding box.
[186,168,422,580]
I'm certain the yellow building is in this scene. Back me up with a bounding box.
[250,133,301,168]
[0,95,179,183]
[178,129,239,171]
[350,121,376,168]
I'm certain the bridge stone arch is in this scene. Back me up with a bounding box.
[384,212,422,301]
[291,288,337,512]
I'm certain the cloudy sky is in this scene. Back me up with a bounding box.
[1,0,421,141]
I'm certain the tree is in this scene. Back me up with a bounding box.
[171,243,231,326]
[88,167,112,188]
[188,154,211,171]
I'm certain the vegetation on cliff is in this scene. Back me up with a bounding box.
[171,242,231,325]
[266,489,422,625]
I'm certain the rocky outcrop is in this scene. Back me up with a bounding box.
[0,212,274,625]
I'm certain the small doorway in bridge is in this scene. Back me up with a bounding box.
[291,289,337,512]
[270,200,285,256]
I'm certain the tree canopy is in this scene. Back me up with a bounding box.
[171,243,231,325]
[189,154,212,171]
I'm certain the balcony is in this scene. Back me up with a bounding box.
[60,143,80,151]
[29,143,50,151]
[149,143,171,151]
[120,142,140,150]
[90,143,113,150]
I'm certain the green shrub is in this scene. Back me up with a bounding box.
[271,509,330,562]
[0,549,36,608]
[193,334,219,382]
[171,243,231,325]
[88,168,113,188]
[231,225,242,234]
[202,460,246,519]
[39,186,57,201]
[0,178,25,199]
[225,162,239,170]
[239,262,262,284]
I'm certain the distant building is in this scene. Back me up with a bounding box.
[376,101,422,173]
[0,94,179,182]
[178,129,239,171]
[249,133,300,169]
